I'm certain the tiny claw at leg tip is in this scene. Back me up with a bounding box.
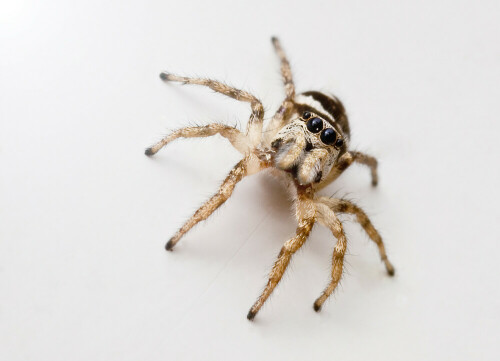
[159,72,169,81]
[313,303,322,312]
[387,267,395,276]
[247,310,256,321]
[145,148,154,156]
[165,239,175,251]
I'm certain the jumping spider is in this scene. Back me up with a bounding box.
[145,37,395,321]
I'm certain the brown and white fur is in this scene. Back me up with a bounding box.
[145,37,395,321]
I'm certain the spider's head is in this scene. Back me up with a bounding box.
[270,93,349,185]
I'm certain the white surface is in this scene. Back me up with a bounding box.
[1,1,499,360]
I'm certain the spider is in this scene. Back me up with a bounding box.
[145,37,395,321]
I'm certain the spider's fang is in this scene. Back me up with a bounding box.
[271,139,282,150]
[288,164,299,178]
[314,171,323,183]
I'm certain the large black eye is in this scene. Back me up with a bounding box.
[320,128,337,145]
[306,117,323,133]
[302,111,311,120]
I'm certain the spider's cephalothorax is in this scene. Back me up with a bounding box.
[145,37,395,321]
[270,93,349,185]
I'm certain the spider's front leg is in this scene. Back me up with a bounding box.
[247,187,315,321]
[313,198,395,312]
[318,197,395,276]
[166,155,260,251]
[313,202,348,311]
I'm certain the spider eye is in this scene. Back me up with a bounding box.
[320,128,337,145]
[302,111,311,120]
[335,138,344,147]
[306,117,323,133]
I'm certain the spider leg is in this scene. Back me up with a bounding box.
[312,202,348,312]
[247,219,314,320]
[247,188,315,320]
[350,151,379,186]
[145,124,250,156]
[318,197,395,276]
[263,100,295,145]
[271,37,295,100]
[314,150,379,191]
[159,73,264,146]
[166,156,252,251]
[262,37,296,144]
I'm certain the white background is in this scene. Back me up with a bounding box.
[1,0,499,360]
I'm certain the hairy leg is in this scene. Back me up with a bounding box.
[159,73,264,145]
[166,157,250,251]
[247,187,315,320]
[351,151,378,186]
[314,151,379,191]
[262,37,297,144]
[318,197,395,275]
[145,124,250,156]
[263,99,297,146]
[313,203,348,311]
[271,37,295,100]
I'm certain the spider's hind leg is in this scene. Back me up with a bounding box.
[145,124,250,156]
[271,37,295,100]
[262,37,296,143]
